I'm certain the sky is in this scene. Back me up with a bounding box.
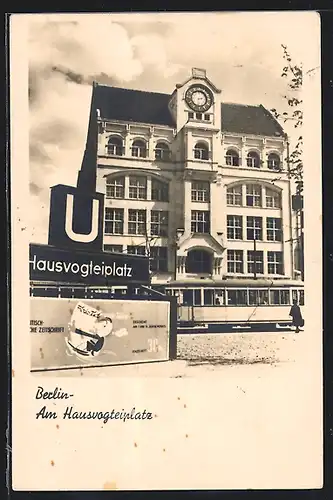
[26,11,319,243]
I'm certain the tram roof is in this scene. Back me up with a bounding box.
[165,279,304,288]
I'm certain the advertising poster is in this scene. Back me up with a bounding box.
[31,298,170,370]
[9,11,323,493]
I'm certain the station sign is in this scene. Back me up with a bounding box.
[29,243,150,285]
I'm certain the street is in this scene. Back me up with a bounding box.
[32,331,301,378]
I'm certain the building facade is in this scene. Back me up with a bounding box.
[94,68,300,292]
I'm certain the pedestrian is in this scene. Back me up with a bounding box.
[289,299,304,333]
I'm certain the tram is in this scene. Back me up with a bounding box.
[161,279,304,333]
[30,278,304,334]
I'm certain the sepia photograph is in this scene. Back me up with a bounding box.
[10,11,322,490]
[28,12,307,377]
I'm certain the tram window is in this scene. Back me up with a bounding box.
[280,290,290,304]
[183,290,193,305]
[194,289,201,305]
[249,290,269,306]
[292,290,298,303]
[204,289,214,305]
[270,289,290,305]
[214,290,225,305]
[227,289,247,306]
[299,290,305,305]
[259,290,268,305]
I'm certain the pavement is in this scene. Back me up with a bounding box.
[32,330,302,378]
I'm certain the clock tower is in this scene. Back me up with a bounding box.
[170,67,225,265]
[171,67,222,134]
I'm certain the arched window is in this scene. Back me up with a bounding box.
[106,176,125,199]
[155,142,171,161]
[185,249,212,274]
[194,142,209,160]
[107,136,123,156]
[266,188,282,208]
[267,153,281,170]
[227,185,242,206]
[225,149,240,166]
[246,151,260,168]
[131,139,147,158]
[246,184,262,207]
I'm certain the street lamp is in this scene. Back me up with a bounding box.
[173,227,185,281]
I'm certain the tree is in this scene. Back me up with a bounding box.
[270,44,303,194]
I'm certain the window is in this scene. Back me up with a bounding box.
[266,188,281,208]
[131,139,147,158]
[151,179,169,202]
[191,210,210,233]
[246,216,262,240]
[227,250,244,273]
[268,251,284,274]
[246,184,262,207]
[185,249,212,274]
[248,290,269,306]
[204,289,214,305]
[155,142,171,161]
[188,112,194,119]
[227,185,242,206]
[225,149,240,166]
[191,181,210,202]
[246,151,260,168]
[107,136,123,156]
[104,244,123,253]
[127,245,146,256]
[227,290,247,306]
[267,153,281,170]
[128,209,146,235]
[196,113,202,120]
[270,289,290,305]
[247,250,264,274]
[267,218,282,241]
[106,176,125,199]
[204,114,210,121]
[299,290,305,306]
[214,289,225,305]
[129,176,147,200]
[151,211,168,236]
[150,247,168,272]
[105,208,124,235]
[183,289,194,305]
[227,215,243,240]
[194,142,209,160]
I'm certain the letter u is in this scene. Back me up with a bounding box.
[65,194,99,243]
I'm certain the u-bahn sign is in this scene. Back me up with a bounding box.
[48,184,105,252]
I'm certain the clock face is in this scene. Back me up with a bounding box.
[185,85,213,112]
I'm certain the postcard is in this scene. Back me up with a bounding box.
[10,11,322,490]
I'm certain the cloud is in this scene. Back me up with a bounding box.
[28,15,147,242]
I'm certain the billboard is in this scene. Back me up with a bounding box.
[30,298,171,371]
[29,243,150,285]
